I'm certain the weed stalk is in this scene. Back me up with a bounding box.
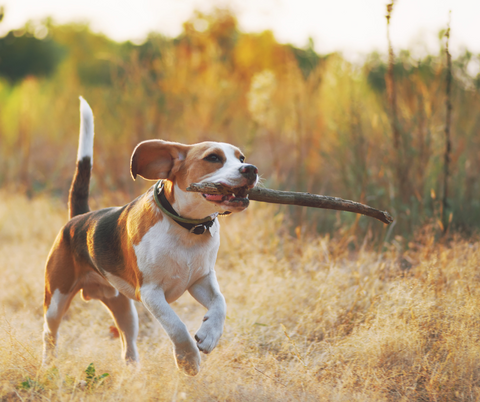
[442,12,453,234]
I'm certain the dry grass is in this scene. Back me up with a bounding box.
[1,191,480,401]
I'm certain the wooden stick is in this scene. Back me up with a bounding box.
[186,182,393,225]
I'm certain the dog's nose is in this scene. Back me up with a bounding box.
[239,164,258,180]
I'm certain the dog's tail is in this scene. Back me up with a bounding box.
[68,97,94,219]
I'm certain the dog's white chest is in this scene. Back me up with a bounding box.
[134,218,220,302]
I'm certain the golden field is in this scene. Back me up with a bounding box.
[1,191,479,401]
[1,8,480,401]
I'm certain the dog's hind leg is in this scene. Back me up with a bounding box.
[43,235,78,366]
[100,294,139,364]
[43,289,76,365]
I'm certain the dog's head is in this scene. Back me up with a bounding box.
[130,140,258,218]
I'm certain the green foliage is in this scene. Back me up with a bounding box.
[77,59,113,86]
[84,362,110,389]
[366,51,437,93]
[0,31,65,82]
[17,367,59,393]
[365,52,388,92]
[289,37,322,79]
[16,364,108,395]
[18,377,44,391]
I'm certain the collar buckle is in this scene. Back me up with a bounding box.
[190,224,207,235]
[153,180,216,235]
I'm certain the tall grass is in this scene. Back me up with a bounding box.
[442,12,453,233]
[0,10,479,238]
[1,192,480,401]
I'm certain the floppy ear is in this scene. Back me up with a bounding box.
[130,140,190,181]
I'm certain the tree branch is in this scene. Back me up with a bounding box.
[186,183,393,225]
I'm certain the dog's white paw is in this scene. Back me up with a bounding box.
[194,316,223,354]
[173,338,201,376]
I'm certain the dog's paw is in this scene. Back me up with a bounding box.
[42,342,57,368]
[194,316,223,354]
[173,338,201,376]
[41,355,56,369]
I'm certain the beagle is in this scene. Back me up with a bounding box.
[42,98,258,376]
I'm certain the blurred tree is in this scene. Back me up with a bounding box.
[0,21,65,82]
[289,37,322,79]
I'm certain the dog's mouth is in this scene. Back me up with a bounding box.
[201,185,250,208]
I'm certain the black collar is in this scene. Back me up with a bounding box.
[153,180,216,235]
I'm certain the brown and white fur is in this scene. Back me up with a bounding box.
[43,97,258,376]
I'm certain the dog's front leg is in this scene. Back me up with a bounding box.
[188,271,226,354]
[141,285,200,376]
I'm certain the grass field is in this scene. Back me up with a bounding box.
[1,191,480,401]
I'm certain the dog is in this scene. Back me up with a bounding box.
[42,97,258,376]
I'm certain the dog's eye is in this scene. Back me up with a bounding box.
[204,154,222,163]
[239,156,245,163]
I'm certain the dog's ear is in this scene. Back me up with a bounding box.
[130,140,190,181]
